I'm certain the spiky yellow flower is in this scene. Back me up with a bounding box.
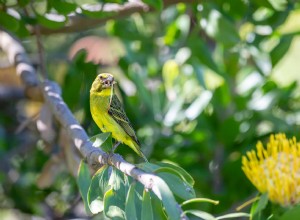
[242,133,300,207]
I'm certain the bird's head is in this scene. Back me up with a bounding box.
[91,73,116,92]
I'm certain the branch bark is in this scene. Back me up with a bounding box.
[0,30,187,219]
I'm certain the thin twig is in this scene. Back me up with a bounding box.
[29,3,47,79]
[31,0,195,35]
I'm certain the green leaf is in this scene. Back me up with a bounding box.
[216,212,250,220]
[181,198,219,207]
[142,190,153,220]
[268,0,287,11]
[0,12,19,32]
[103,168,127,219]
[184,210,216,220]
[201,7,240,48]
[51,0,77,15]
[104,188,126,220]
[77,160,92,215]
[156,172,195,200]
[18,0,30,7]
[153,176,182,220]
[251,193,269,217]
[142,0,163,11]
[87,165,111,214]
[81,5,116,18]
[90,132,112,153]
[36,13,66,29]
[184,90,212,120]
[125,183,137,220]
[109,168,125,191]
[151,195,167,220]
[270,34,293,67]
[15,20,30,37]
[156,162,195,186]
[188,35,222,77]
[279,205,300,220]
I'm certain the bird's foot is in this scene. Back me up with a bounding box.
[112,141,121,152]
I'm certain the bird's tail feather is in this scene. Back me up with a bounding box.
[131,142,148,162]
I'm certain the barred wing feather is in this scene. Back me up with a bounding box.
[108,94,140,145]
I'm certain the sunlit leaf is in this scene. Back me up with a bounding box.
[184,210,216,220]
[153,176,181,220]
[201,7,240,47]
[181,198,219,207]
[156,172,195,200]
[104,188,126,219]
[216,212,250,220]
[268,0,287,11]
[270,34,293,67]
[90,132,113,152]
[88,165,111,214]
[156,162,195,186]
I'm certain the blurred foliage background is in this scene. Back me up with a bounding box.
[1,0,300,219]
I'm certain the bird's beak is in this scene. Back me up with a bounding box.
[101,75,115,88]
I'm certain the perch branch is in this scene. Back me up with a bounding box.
[33,0,195,35]
[0,30,187,219]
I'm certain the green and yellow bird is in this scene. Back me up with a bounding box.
[90,73,147,161]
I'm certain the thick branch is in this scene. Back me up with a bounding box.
[0,30,187,219]
[34,0,195,35]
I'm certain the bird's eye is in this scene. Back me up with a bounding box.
[99,75,103,80]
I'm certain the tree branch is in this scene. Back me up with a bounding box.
[0,30,187,219]
[33,0,195,35]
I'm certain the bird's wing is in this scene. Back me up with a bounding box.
[108,94,140,145]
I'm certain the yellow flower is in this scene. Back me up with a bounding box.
[242,133,300,207]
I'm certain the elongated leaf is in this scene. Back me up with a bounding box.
[87,165,111,214]
[156,162,195,186]
[253,193,269,216]
[109,168,125,191]
[181,198,219,206]
[216,212,250,219]
[157,172,195,200]
[151,194,167,220]
[188,35,222,76]
[51,0,77,15]
[77,160,92,215]
[0,12,19,32]
[125,183,137,220]
[152,176,181,220]
[201,6,240,48]
[104,188,126,220]
[184,210,216,220]
[270,34,293,67]
[36,13,66,29]
[142,190,153,220]
[104,168,126,219]
[81,5,116,18]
